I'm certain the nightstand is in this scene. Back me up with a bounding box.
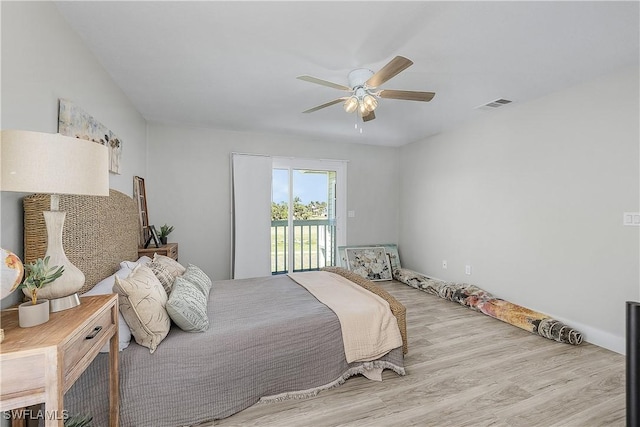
[0,294,119,427]
[138,242,178,261]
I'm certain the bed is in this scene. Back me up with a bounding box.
[23,190,407,426]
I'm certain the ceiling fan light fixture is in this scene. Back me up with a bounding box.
[343,96,358,113]
[358,101,371,117]
[362,94,378,112]
[299,56,434,125]
[358,101,368,116]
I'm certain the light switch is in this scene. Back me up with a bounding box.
[348,210,356,218]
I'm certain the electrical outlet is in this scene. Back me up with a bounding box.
[465,265,472,275]
[442,260,447,269]
[624,212,640,226]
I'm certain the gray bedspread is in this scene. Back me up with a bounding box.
[64,274,405,426]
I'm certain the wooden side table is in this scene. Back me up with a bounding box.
[0,294,119,427]
[138,242,178,261]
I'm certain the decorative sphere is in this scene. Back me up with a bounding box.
[1,248,24,300]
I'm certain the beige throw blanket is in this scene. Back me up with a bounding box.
[288,271,403,363]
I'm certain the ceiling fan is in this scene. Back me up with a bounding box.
[297,56,435,122]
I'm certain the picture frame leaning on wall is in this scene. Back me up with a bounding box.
[145,225,161,249]
[344,246,393,281]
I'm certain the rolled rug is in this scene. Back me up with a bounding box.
[394,268,583,345]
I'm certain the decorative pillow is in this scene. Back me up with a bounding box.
[166,276,210,332]
[119,255,152,270]
[152,253,186,277]
[113,264,171,353]
[182,264,213,297]
[82,266,133,352]
[147,260,176,294]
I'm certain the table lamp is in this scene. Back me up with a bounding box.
[1,130,109,311]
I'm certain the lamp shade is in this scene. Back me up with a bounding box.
[362,94,378,112]
[1,130,109,196]
[343,97,359,114]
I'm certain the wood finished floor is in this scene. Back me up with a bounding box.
[208,281,626,427]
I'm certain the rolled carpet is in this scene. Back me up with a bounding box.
[394,268,583,345]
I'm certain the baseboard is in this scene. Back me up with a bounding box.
[560,319,625,355]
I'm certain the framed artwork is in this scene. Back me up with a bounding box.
[145,225,161,249]
[338,243,401,273]
[344,247,392,281]
[58,98,123,174]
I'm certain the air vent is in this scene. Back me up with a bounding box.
[476,98,512,111]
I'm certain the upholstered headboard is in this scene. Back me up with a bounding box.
[23,189,139,293]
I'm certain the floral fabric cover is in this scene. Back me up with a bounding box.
[394,268,583,345]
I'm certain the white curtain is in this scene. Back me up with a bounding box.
[231,153,272,279]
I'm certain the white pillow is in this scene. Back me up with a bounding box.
[119,255,152,270]
[82,266,134,352]
[113,265,171,353]
[152,253,186,277]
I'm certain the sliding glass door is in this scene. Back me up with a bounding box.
[271,158,346,274]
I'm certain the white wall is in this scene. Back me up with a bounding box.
[399,66,640,353]
[146,123,400,281]
[0,1,148,308]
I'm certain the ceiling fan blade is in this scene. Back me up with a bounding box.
[302,98,347,113]
[362,110,376,122]
[366,56,413,88]
[297,75,351,91]
[379,89,435,102]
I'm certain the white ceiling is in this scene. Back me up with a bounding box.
[54,1,639,147]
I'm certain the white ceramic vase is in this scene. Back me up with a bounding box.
[19,299,50,328]
[24,211,85,300]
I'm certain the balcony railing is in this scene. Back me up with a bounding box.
[271,219,336,274]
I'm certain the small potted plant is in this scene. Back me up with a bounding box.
[65,413,93,427]
[158,223,174,245]
[12,256,64,328]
